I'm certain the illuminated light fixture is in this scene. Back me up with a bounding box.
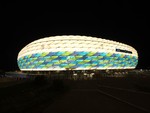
[17,35,138,71]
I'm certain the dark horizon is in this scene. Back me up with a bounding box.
[1,1,149,71]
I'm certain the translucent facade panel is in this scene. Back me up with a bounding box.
[17,35,138,71]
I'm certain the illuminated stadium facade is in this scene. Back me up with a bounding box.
[17,35,138,71]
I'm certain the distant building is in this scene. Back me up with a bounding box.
[17,35,138,71]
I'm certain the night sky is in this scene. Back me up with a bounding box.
[1,1,149,71]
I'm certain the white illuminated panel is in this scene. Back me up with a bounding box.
[18,35,138,59]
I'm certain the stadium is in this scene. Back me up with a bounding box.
[17,35,138,71]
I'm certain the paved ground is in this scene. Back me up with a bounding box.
[1,78,150,113]
[43,80,149,113]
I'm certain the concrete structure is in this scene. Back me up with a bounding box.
[17,35,138,71]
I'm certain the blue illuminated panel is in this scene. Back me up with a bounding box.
[18,51,138,70]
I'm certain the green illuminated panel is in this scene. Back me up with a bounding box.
[18,51,138,70]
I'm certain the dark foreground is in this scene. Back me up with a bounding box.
[1,77,150,113]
